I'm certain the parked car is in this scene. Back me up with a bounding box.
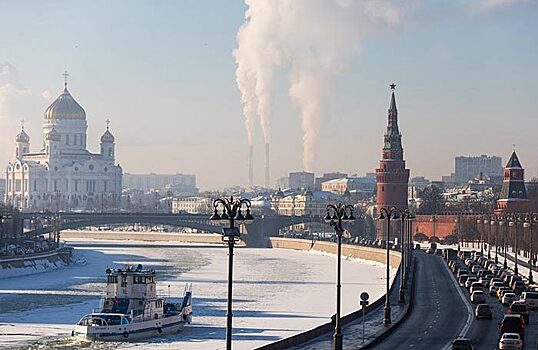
[519,291,538,310]
[475,304,493,320]
[471,291,486,304]
[499,314,525,341]
[498,332,523,350]
[502,293,518,306]
[452,338,474,350]
[508,302,529,324]
[490,282,505,296]
[457,269,469,278]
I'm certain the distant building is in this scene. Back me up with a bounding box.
[454,155,502,183]
[275,176,289,189]
[172,196,211,214]
[315,172,348,190]
[123,173,197,195]
[288,171,315,190]
[5,78,122,211]
[321,177,376,195]
[271,189,339,216]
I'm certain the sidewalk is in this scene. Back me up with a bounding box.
[287,265,409,350]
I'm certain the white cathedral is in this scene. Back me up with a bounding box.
[5,77,122,211]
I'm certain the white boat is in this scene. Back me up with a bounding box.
[72,264,192,341]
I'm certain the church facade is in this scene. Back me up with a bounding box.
[5,78,122,211]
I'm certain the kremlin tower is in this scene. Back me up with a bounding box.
[495,150,529,214]
[376,84,410,239]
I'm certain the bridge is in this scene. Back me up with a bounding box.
[21,212,358,247]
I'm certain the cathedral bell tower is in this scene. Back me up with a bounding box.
[15,123,30,159]
[376,84,410,239]
[100,120,115,162]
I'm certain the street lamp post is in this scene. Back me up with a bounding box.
[455,214,461,253]
[210,197,254,350]
[398,210,412,303]
[324,203,355,350]
[378,207,402,326]
[492,218,498,264]
[485,218,492,260]
[524,214,538,284]
[476,218,484,256]
[499,219,507,269]
[508,215,521,276]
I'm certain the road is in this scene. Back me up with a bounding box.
[460,259,538,349]
[373,252,469,350]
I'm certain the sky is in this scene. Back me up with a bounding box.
[0,0,537,190]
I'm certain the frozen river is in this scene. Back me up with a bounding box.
[0,239,389,350]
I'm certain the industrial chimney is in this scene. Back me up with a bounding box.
[265,143,270,188]
[248,145,254,188]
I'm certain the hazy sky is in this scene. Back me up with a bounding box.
[0,0,537,190]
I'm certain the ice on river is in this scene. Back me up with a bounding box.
[0,239,389,350]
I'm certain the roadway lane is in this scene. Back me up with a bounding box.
[374,251,469,350]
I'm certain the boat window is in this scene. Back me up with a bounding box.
[134,276,145,284]
[107,275,118,284]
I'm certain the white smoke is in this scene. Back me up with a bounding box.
[0,63,50,161]
[234,0,402,171]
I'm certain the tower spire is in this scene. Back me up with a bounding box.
[106,118,110,130]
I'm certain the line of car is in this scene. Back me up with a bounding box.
[440,248,536,350]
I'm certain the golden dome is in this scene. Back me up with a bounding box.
[44,86,86,121]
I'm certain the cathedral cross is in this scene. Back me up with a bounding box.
[63,71,69,88]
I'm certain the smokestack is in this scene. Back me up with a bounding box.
[265,143,270,188]
[248,145,254,188]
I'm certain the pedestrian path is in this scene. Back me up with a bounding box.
[288,263,408,349]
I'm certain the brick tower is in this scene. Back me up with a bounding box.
[495,150,529,214]
[376,84,410,239]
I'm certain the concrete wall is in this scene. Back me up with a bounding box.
[60,230,239,245]
[268,237,401,269]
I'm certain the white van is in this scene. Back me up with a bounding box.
[519,291,538,310]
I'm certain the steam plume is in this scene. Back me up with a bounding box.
[234,0,401,172]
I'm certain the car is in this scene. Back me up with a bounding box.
[466,277,478,289]
[452,338,474,350]
[498,287,511,299]
[459,274,470,286]
[490,282,505,296]
[479,277,492,288]
[512,281,525,295]
[457,269,470,278]
[470,282,484,294]
[508,302,529,324]
[519,291,538,310]
[502,293,518,306]
[475,303,493,319]
[471,290,486,304]
[499,314,525,341]
[509,275,523,287]
[498,332,523,350]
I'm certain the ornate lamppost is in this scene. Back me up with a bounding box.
[508,215,523,276]
[523,214,538,284]
[378,207,401,326]
[324,203,355,350]
[210,197,254,350]
[454,213,461,253]
[398,210,413,303]
[491,217,499,264]
[476,218,485,256]
[498,218,508,269]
